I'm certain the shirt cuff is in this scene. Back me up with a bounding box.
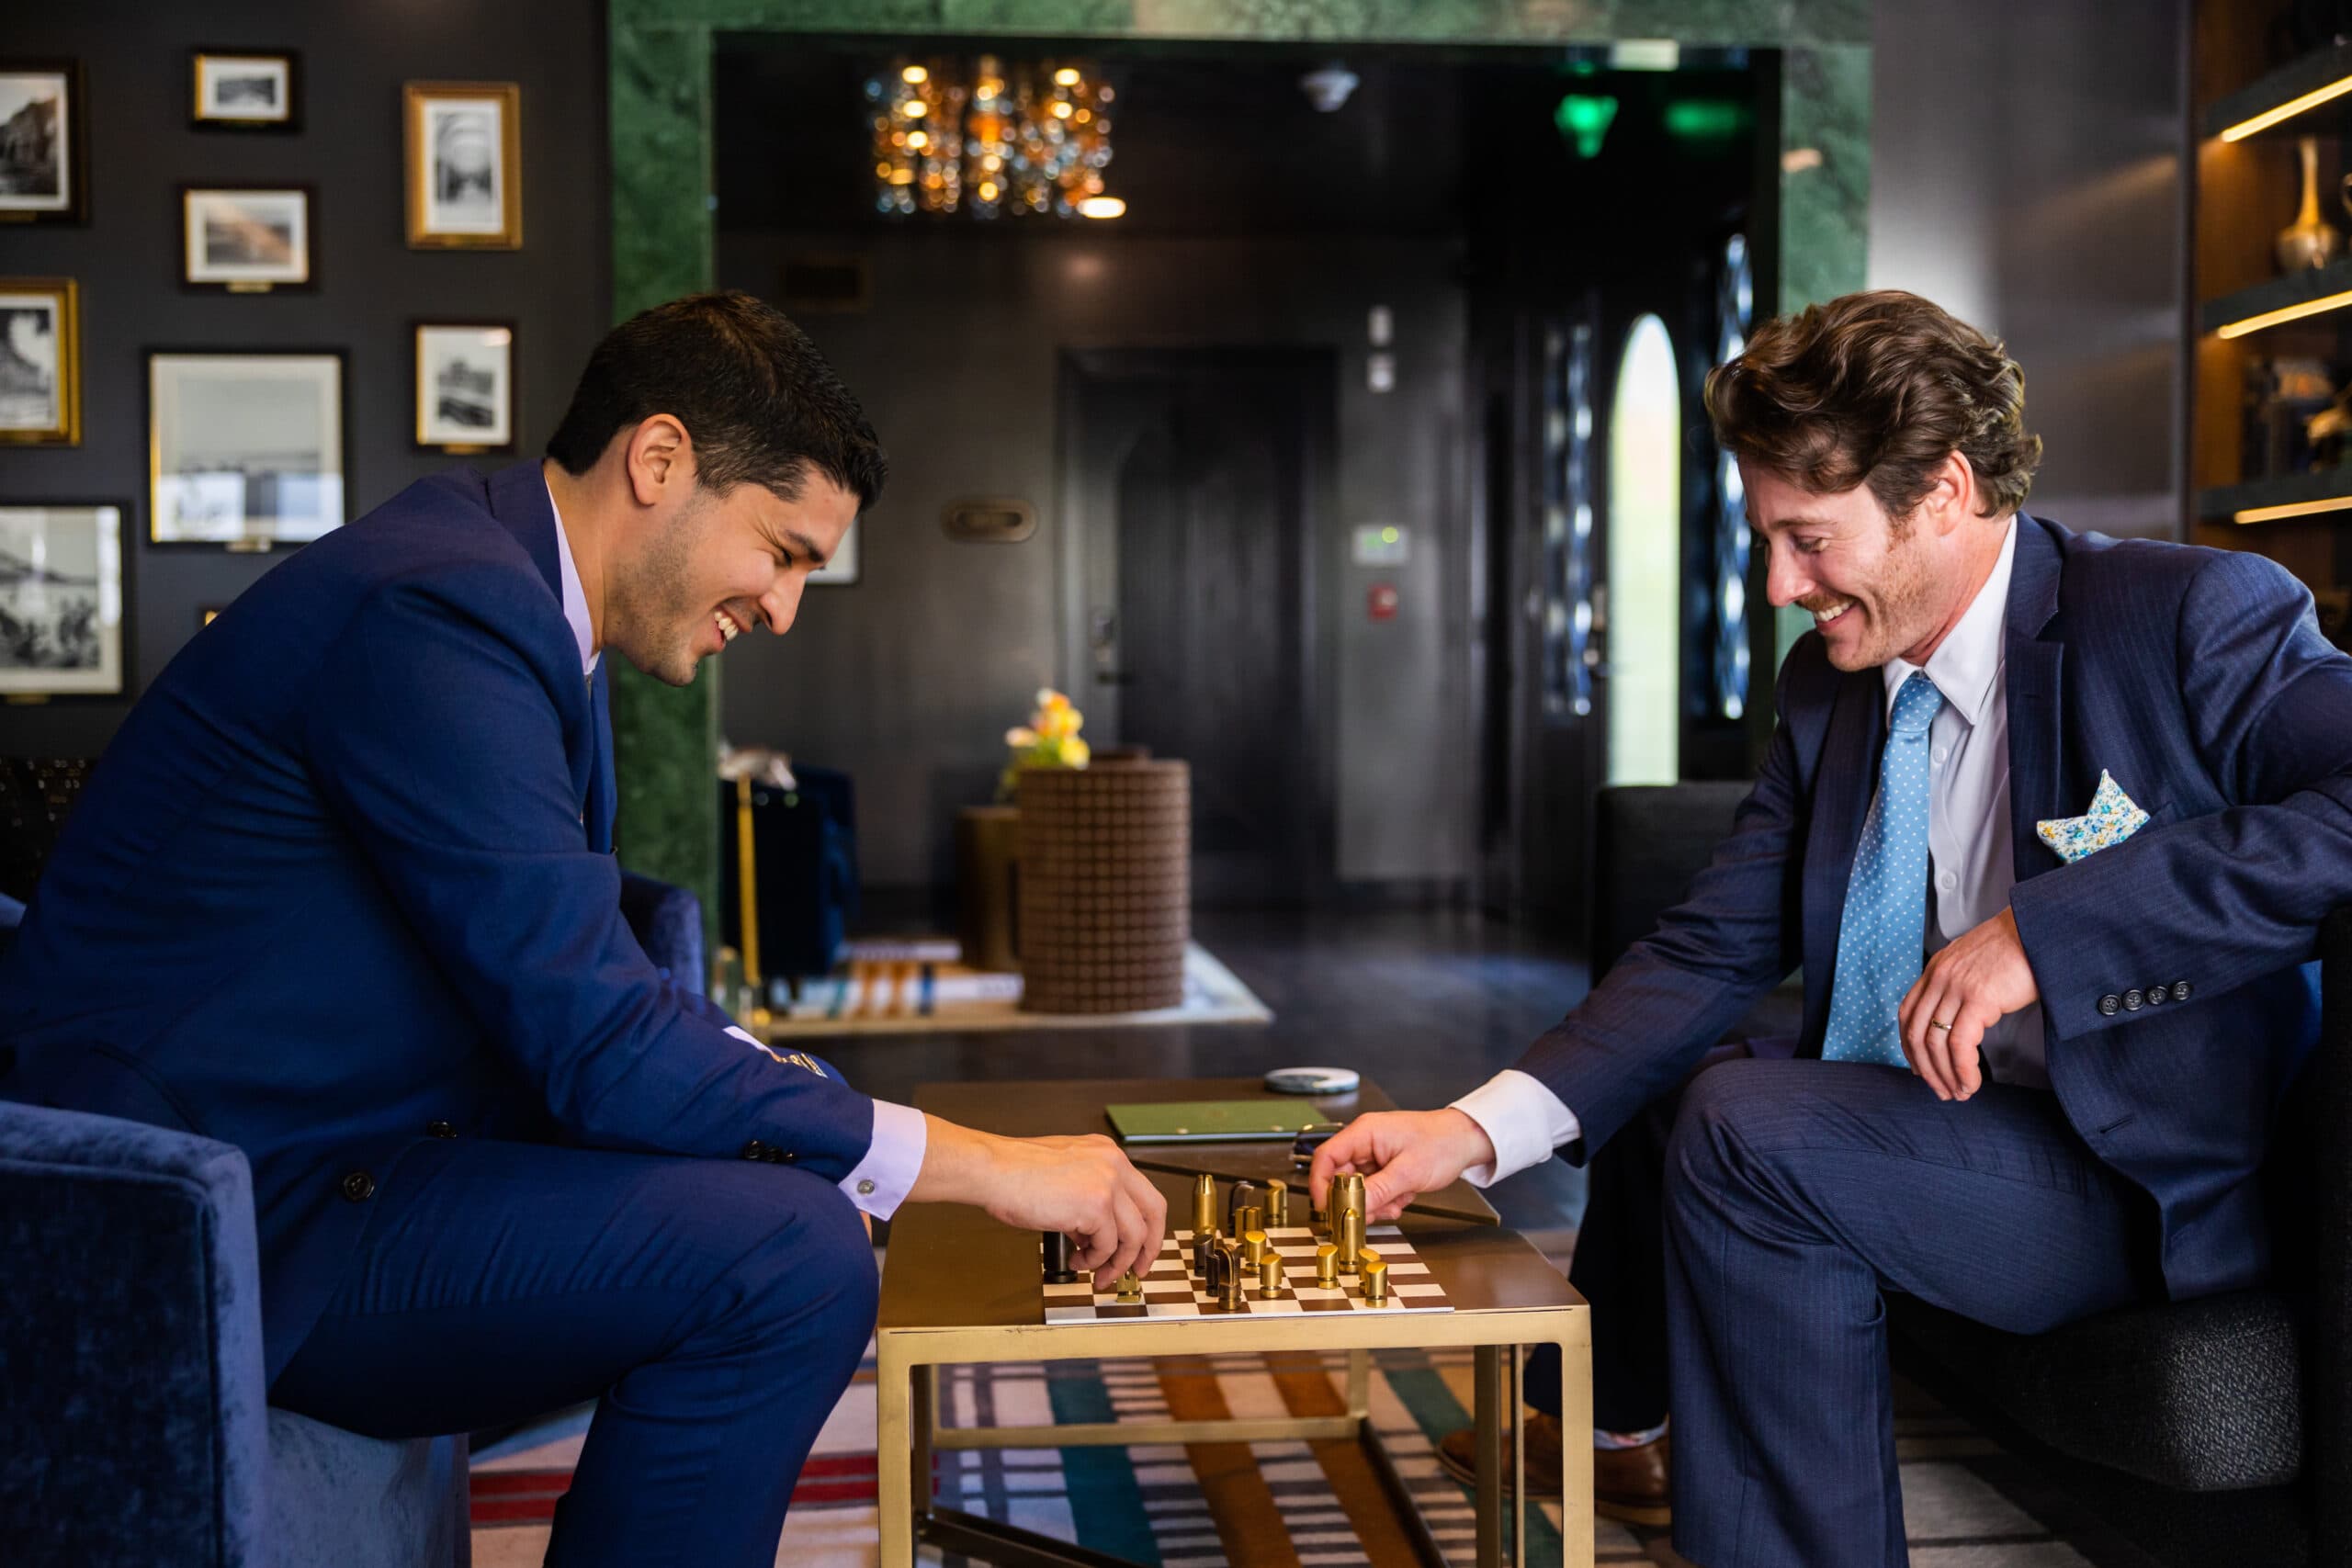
[837,1099,928,1220]
[1449,1068,1581,1188]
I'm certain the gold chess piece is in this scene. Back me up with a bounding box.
[1192,1173,1217,1235]
[1242,1228,1267,1269]
[1360,1255,1390,1303]
[1258,1251,1283,1299]
[1266,1179,1289,1227]
[1115,1269,1142,1303]
[1337,1209,1363,1273]
[1315,1242,1339,1286]
[1335,1172,1367,1227]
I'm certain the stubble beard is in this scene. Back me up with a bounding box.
[608,500,709,688]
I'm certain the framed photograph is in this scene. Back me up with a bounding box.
[810,519,860,586]
[404,82,521,249]
[182,186,313,290]
[191,50,300,130]
[0,502,125,697]
[0,277,78,445]
[414,321,514,451]
[0,61,85,223]
[149,351,345,547]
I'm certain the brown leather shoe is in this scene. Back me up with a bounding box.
[1434,1416,1670,1527]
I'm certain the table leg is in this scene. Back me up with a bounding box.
[1474,1344,1504,1568]
[1512,1344,1526,1568]
[1555,1332,1595,1568]
[1346,1347,1372,1421]
[912,1363,938,1516]
[876,1345,914,1568]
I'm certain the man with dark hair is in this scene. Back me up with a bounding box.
[0,290,1167,1565]
[1311,289,2352,1566]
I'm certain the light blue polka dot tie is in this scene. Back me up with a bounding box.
[1821,671,1946,1066]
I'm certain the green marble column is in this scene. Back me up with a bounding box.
[607,0,1874,923]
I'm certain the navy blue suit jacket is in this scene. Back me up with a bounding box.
[0,461,878,1381]
[1519,515,2352,1300]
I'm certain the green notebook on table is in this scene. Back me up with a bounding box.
[1103,1098,1326,1144]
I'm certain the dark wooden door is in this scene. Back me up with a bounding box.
[1065,349,1331,905]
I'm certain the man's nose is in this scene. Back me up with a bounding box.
[758,577,804,636]
[1763,545,1809,609]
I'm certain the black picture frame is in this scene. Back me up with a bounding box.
[0,498,132,701]
[0,59,89,226]
[189,48,302,132]
[146,347,348,551]
[411,318,518,454]
[179,183,317,293]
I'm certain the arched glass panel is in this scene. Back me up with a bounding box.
[1713,233,1755,719]
[1606,313,1680,785]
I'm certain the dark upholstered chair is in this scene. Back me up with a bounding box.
[0,872,707,1567]
[718,764,859,986]
[1591,782,2350,1566]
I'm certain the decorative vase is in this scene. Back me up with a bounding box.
[1013,758,1190,1014]
[2277,135,2341,273]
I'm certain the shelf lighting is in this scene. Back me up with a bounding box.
[2233,493,2352,524]
[2218,74,2352,141]
[2215,288,2352,338]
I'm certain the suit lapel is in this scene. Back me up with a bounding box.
[2004,515,2067,885]
[483,460,607,847]
[586,660,616,854]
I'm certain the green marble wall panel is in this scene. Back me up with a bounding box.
[610,0,1874,909]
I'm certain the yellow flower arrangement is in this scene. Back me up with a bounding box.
[1000,687,1091,798]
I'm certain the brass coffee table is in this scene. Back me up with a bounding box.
[876,1077,1594,1568]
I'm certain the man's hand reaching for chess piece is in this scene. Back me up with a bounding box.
[1309,1109,1498,1224]
[911,1119,1168,1289]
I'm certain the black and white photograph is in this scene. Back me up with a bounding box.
[182,186,312,289]
[0,278,76,445]
[0,62,83,222]
[0,503,124,696]
[192,51,299,130]
[150,352,344,546]
[405,82,521,248]
[414,322,514,450]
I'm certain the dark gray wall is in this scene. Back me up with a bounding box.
[1868,0,2185,539]
[716,230,1470,891]
[2,0,609,758]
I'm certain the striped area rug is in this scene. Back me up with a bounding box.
[469,1342,2107,1566]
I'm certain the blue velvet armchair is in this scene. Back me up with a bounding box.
[0,870,704,1567]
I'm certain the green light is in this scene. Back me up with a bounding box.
[1663,100,1750,141]
[1380,526,1399,545]
[1555,94,1619,159]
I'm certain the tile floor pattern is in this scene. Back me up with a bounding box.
[471,1342,2122,1567]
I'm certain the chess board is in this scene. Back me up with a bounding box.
[1041,1225,1453,1323]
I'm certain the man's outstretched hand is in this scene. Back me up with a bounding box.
[1308,1109,1497,1224]
[911,1119,1168,1290]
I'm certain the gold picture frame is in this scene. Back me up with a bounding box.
[403,81,522,249]
[0,276,80,446]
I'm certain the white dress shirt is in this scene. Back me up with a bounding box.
[1451,517,2041,1188]
[547,481,928,1217]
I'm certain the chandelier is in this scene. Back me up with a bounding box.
[868,55,1119,220]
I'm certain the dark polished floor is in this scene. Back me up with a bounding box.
[822,906,1593,1235]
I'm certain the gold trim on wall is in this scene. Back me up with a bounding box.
[0,276,80,446]
[403,81,523,249]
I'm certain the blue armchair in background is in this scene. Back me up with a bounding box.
[0,871,706,1566]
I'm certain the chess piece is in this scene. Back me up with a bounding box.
[1115,1269,1142,1303]
[1266,1179,1289,1227]
[1360,1255,1389,1303]
[1237,1205,1263,1243]
[1309,1204,1328,1238]
[1203,1236,1229,1295]
[1243,1228,1267,1269]
[1227,1180,1262,1237]
[1043,1230,1079,1285]
[1193,1226,1222,1280]
[1258,1251,1284,1300]
[1337,1210,1363,1273]
[1192,1173,1217,1235]
[1335,1172,1367,1232]
[1218,1242,1246,1309]
[1315,1242,1339,1286]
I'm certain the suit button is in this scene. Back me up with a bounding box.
[2122,989,2144,1011]
[2144,985,2165,1006]
[426,1120,457,1139]
[339,1170,376,1202]
[780,1150,797,1163]
[2172,980,2192,1002]
[741,1139,769,1161]
[2098,994,2121,1016]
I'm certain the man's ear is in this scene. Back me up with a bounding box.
[1921,450,1974,536]
[624,415,694,507]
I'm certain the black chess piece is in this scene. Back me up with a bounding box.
[1041,1230,1078,1285]
[1226,1179,1263,1238]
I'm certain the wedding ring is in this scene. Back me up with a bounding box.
[1928,1019,1953,1032]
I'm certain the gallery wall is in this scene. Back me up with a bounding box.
[0,0,609,759]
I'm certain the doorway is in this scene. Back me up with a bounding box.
[1059,347,1337,905]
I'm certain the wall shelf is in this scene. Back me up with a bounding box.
[2202,257,2352,337]
[2196,467,2352,524]
[2205,39,2352,141]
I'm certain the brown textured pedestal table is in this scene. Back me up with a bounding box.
[874,1077,1594,1568]
[1013,760,1189,1012]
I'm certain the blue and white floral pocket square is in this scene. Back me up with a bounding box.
[2035,770,2151,863]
